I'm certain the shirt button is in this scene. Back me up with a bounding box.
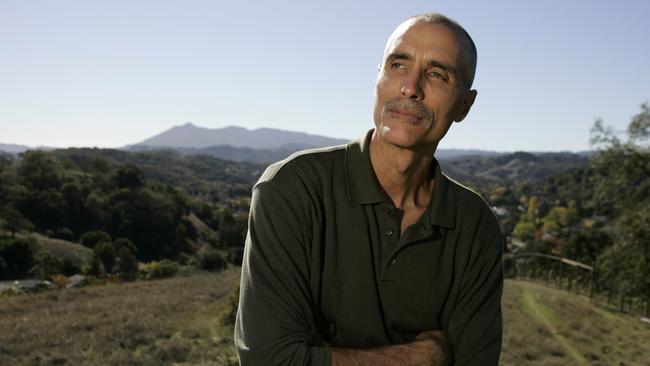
[386,229,393,236]
[390,258,397,265]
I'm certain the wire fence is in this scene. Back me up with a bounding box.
[504,252,650,318]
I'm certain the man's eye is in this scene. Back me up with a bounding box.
[389,62,405,70]
[428,71,447,81]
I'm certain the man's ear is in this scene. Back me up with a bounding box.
[454,89,477,123]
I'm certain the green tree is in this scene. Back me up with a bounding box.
[0,237,34,279]
[113,165,145,190]
[561,229,612,265]
[94,241,117,273]
[115,246,138,281]
[30,252,63,280]
[16,151,62,191]
[0,205,34,238]
[80,230,111,248]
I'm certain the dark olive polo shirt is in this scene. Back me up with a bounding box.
[235,130,504,365]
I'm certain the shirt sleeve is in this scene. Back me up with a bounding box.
[448,210,504,366]
[234,181,331,366]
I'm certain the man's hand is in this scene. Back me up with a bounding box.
[330,330,450,366]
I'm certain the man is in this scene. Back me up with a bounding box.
[235,12,503,366]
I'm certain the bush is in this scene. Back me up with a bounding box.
[219,284,240,327]
[0,257,7,277]
[116,247,138,281]
[198,246,228,272]
[0,237,34,279]
[113,238,137,255]
[61,258,81,276]
[94,242,116,274]
[228,247,244,265]
[54,227,74,241]
[80,230,111,248]
[30,252,63,280]
[146,260,179,279]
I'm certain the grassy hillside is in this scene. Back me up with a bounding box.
[1,270,649,365]
[0,268,241,366]
[502,280,650,366]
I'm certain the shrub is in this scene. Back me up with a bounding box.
[49,274,69,288]
[61,258,81,276]
[79,230,111,248]
[219,284,240,326]
[116,246,138,281]
[113,238,137,255]
[94,242,116,273]
[0,257,7,277]
[146,260,179,279]
[198,246,228,272]
[30,252,63,280]
[54,227,74,241]
[0,237,34,279]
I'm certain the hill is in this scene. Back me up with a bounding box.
[502,280,650,365]
[130,123,349,150]
[439,151,589,188]
[1,270,648,365]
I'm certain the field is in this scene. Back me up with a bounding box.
[502,280,650,365]
[1,268,650,365]
[0,268,240,366]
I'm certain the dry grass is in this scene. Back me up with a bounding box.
[0,267,240,366]
[2,268,650,365]
[501,279,650,365]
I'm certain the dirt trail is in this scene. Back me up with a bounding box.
[521,288,589,365]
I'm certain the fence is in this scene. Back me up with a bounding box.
[504,252,650,318]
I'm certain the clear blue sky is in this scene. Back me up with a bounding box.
[1,0,648,151]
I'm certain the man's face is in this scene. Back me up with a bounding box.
[373,21,476,151]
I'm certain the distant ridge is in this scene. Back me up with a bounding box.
[0,143,31,154]
[130,122,349,150]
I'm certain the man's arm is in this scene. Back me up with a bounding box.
[447,210,504,365]
[235,181,330,365]
[331,330,450,366]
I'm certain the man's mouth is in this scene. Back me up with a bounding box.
[390,108,422,121]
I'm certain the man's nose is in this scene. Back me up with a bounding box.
[400,70,424,100]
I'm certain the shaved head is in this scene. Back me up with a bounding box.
[384,13,477,90]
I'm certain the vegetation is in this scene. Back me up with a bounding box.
[1,268,648,365]
[0,149,258,281]
[0,268,241,366]
[502,280,650,365]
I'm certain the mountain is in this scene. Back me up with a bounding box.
[0,143,31,154]
[439,151,589,187]
[130,123,349,150]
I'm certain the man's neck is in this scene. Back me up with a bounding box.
[368,130,437,210]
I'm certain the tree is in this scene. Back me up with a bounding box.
[627,102,650,144]
[113,165,144,190]
[115,246,138,281]
[16,151,62,191]
[0,205,34,238]
[597,206,650,302]
[30,252,63,280]
[0,237,34,279]
[94,242,117,273]
[80,230,111,248]
[561,229,612,265]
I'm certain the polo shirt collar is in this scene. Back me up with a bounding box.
[345,130,390,204]
[345,129,457,229]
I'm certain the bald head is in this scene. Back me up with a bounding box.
[383,13,477,90]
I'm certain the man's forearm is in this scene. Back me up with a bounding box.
[330,331,449,366]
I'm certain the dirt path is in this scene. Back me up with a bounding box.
[520,287,589,365]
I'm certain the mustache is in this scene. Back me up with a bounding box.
[384,97,432,120]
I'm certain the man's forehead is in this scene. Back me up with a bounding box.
[382,20,461,61]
